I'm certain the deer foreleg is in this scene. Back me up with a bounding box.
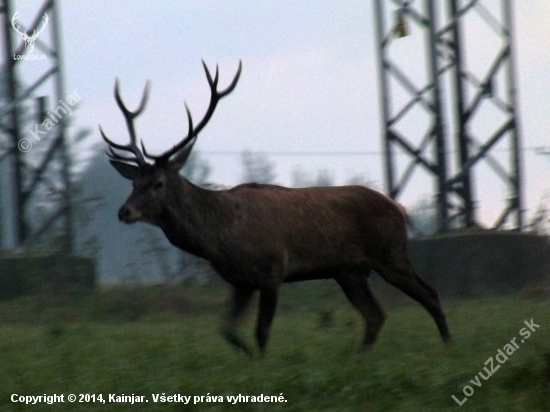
[221,286,255,356]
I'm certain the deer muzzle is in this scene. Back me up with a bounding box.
[118,205,140,223]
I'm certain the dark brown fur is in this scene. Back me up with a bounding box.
[102,62,450,355]
[114,164,451,355]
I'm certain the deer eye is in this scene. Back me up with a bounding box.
[153,180,164,189]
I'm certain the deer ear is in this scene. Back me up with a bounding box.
[169,136,197,171]
[109,160,140,180]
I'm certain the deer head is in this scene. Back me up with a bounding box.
[11,12,49,53]
[100,61,242,225]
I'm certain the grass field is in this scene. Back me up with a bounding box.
[0,282,549,411]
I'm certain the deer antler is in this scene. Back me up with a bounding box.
[143,60,242,163]
[27,13,49,42]
[100,79,150,167]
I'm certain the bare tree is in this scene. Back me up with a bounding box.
[241,151,276,184]
[409,196,438,238]
[291,167,334,188]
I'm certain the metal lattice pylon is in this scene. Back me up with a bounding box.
[374,0,523,232]
[0,0,73,251]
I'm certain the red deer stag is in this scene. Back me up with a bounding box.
[100,61,451,355]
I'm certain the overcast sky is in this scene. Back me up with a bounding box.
[11,0,550,228]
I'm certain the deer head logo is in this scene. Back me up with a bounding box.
[11,11,49,54]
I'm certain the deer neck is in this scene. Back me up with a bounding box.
[159,176,231,259]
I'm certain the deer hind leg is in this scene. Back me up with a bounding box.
[221,286,255,356]
[336,269,386,348]
[376,259,451,344]
[255,285,280,355]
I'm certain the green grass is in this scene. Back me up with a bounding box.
[0,285,549,411]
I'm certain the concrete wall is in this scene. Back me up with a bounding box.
[409,231,550,296]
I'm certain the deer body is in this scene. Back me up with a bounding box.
[160,180,405,285]
[101,61,451,355]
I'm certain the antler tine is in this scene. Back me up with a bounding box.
[219,61,242,97]
[101,79,151,167]
[99,125,145,166]
[150,60,242,163]
[114,78,150,119]
[104,145,142,164]
[99,125,124,151]
[142,103,194,162]
[141,140,153,159]
[202,61,219,89]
